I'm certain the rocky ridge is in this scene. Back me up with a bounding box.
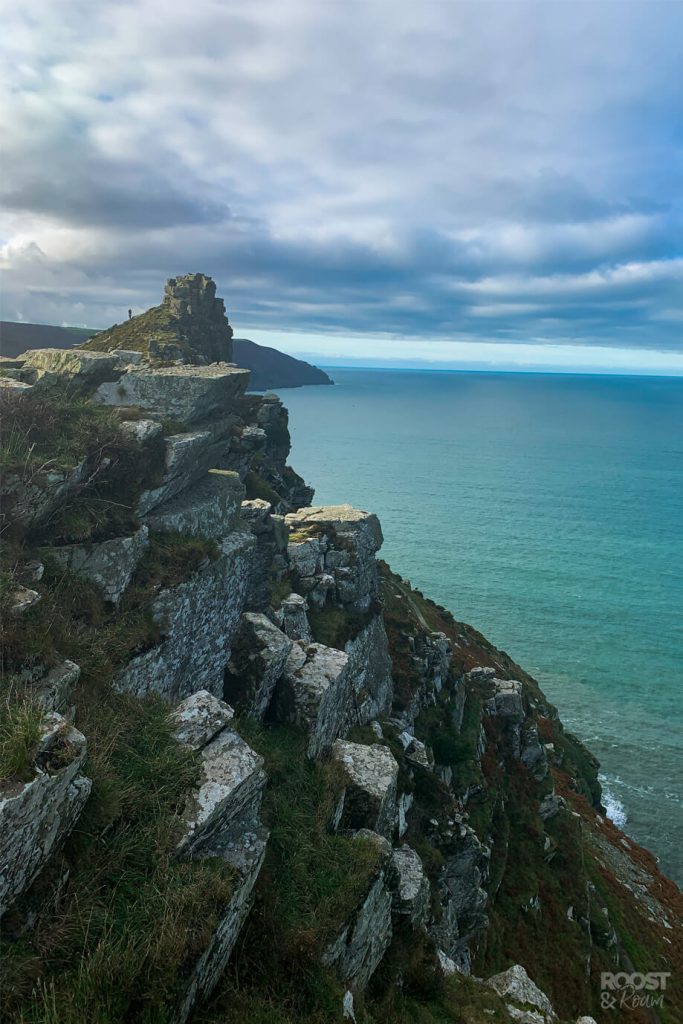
[0,275,680,1024]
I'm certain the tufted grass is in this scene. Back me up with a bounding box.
[0,695,44,785]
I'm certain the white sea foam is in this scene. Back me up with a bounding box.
[600,776,628,828]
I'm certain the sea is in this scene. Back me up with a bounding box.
[274,368,683,886]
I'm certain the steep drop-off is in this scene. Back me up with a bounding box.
[0,275,680,1024]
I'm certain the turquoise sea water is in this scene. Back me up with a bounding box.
[275,368,683,885]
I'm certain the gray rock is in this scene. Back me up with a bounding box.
[46,526,149,604]
[278,592,312,643]
[285,504,383,613]
[0,713,91,917]
[520,721,548,779]
[331,741,398,839]
[430,825,489,973]
[485,678,525,719]
[9,585,41,614]
[95,363,249,425]
[173,827,267,1024]
[239,499,289,612]
[0,378,32,391]
[276,641,351,758]
[539,792,566,821]
[1,458,88,529]
[114,530,255,702]
[175,725,266,859]
[322,831,392,991]
[224,613,292,719]
[342,615,393,729]
[33,660,81,712]
[19,347,121,383]
[437,949,459,976]
[118,418,163,444]
[171,690,234,750]
[486,964,556,1021]
[144,471,243,540]
[391,845,430,925]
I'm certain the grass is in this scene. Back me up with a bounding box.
[307,604,374,650]
[244,470,283,506]
[200,722,383,1022]
[0,695,44,785]
[0,690,236,1024]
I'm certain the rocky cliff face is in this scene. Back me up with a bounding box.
[0,277,680,1024]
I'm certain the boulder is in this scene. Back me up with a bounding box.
[224,613,292,718]
[46,526,149,604]
[118,418,162,444]
[331,741,399,839]
[144,471,243,540]
[1,457,88,529]
[391,845,430,925]
[276,642,352,758]
[171,690,234,750]
[174,721,266,859]
[19,347,121,384]
[485,678,525,719]
[0,713,91,917]
[539,792,566,821]
[94,363,249,425]
[486,964,556,1022]
[114,530,255,702]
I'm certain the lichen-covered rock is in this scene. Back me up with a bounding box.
[8,585,41,614]
[485,678,525,719]
[430,824,489,973]
[145,471,243,540]
[19,347,121,383]
[175,722,266,859]
[486,964,556,1022]
[322,830,393,991]
[401,631,453,727]
[114,530,255,702]
[539,791,566,821]
[136,421,236,515]
[239,499,288,611]
[33,660,81,712]
[171,690,234,750]
[277,592,312,643]
[275,641,351,758]
[224,612,292,718]
[331,740,399,839]
[46,526,149,604]
[391,845,430,925]
[520,720,548,779]
[170,688,269,1023]
[342,615,393,729]
[95,363,249,425]
[285,505,383,613]
[1,457,87,528]
[173,826,267,1024]
[0,713,91,917]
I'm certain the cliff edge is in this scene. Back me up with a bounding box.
[0,275,680,1024]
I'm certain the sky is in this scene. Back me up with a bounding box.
[1,0,682,374]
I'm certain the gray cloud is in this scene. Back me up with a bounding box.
[1,0,682,359]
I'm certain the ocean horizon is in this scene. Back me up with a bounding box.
[277,366,683,885]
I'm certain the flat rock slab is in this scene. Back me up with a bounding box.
[46,526,149,604]
[19,348,121,383]
[33,660,81,713]
[224,612,292,719]
[94,363,250,425]
[332,740,399,839]
[0,713,91,917]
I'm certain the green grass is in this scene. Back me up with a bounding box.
[0,696,44,785]
[0,690,235,1024]
[307,605,373,650]
[201,722,383,1022]
[244,470,283,506]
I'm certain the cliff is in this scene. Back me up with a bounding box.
[0,275,680,1024]
[232,338,332,391]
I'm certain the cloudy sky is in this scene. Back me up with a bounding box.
[2,0,682,373]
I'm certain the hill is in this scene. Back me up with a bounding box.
[0,310,332,391]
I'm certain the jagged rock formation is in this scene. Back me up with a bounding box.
[0,275,680,1024]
